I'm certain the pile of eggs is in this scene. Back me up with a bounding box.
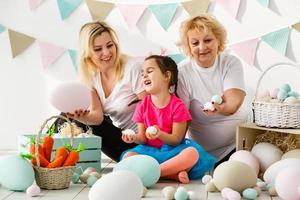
[256,83,300,104]
[72,167,101,187]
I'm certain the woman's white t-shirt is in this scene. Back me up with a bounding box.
[177,53,249,161]
[92,57,144,132]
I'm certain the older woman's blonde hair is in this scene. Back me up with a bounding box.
[179,14,227,57]
[78,21,127,88]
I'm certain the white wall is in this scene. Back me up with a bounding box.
[1,0,300,150]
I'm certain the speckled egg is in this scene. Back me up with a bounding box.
[213,161,257,193]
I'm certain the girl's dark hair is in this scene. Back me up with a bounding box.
[145,55,178,96]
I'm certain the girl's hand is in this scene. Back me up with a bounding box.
[121,132,137,143]
[65,109,90,120]
[145,125,160,139]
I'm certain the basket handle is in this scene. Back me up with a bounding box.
[254,62,300,99]
[35,115,73,168]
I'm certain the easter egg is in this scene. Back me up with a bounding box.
[26,185,40,197]
[50,82,91,113]
[162,186,176,199]
[288,91,300,98]
[203,102,215,111]
[89,171,143,200]
[0,155,35,191]
[146,126,157,136]
[284,96,298,104]
[211,95,222,104]
[87,175,98,187]
[280,83,291,93]
[229,150,260,175]
[275,166,300,200]
[174,189,189,200]
[113,155,160,187]
[263,158,300,184]
[251,142,283,172]
[201,174,212,184]
[282,149,300,159]
[226,190,241,200]
[277,90,288,101]
[270,88,280,99]
[242,188,257,200]
[213,160,257,193]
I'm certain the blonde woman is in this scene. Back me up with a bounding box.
[177,14,249,165]
[66,21,146,161]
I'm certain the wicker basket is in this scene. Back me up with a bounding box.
[252,62,300,128]
[34,115,76,190]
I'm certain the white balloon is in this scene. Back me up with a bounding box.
[50,82,90,113]
[263,158,300,184]
[89,171,143,200]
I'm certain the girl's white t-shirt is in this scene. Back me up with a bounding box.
[92,57,144,132]
[177,53,249,161]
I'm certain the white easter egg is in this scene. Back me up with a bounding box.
[89,171,143,200]
[251,143,283,172]
[229,150,260,175]
[263,158,300,184]
[270,88,280,99]
[226,190,241,200]
[122,129,135,135]
[275,166,300,200]
[26,185,40,197]
[146,126,157,136]
[203,102,215,111]
[50,82,91,113]
[201,174,212,184]
[284,96,297,104]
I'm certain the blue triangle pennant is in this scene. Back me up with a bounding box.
[68,49,78,70]
[0,24,6,33]
[57,0,82,20]
[169,54,186,64]
[257,0,269,8]
[261,27,291,55]
[149,3,178,30]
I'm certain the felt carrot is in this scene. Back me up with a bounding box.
[47,156,65,168]
[28,137,49,167]
[63,143,85,167]
[42,132,54,162]
[22,153,49,167]
[46,146,69,168]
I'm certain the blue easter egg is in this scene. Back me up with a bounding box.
[174,190,189,200]
[242,188,257,200]
[211,95,222,104]
[113,155,160,187]
[280,84,291,93]
[72,172,80,184]
[277,90,288,101]
[288,91,299,98]
[87,175,98,187]
[0,155,34,191]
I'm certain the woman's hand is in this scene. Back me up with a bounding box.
[121,132,137,143]
[65,109,90,120]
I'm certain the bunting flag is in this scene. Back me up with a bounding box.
[0,24,5,33]
[8,29,35,58]
[117,5,147,29]
[292,22,300,32]
[85,0,114,21]
[38,41,67,68]
[217,0,241,18]
[57,0,82,20]
[230,39,259,66]
[261,27,291,55]
[28,0,44,10]
[181,0,210,16]
[257,0,269,8]
[169,54,186,64]
[149,3,178,30]
[68,49,78,70]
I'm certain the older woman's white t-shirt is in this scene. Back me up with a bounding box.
[92,57,144,132]
[177,53,249,161]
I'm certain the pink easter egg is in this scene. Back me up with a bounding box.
[226,190,241,200]
[275,166,300,200]
[221,187,233,198]
[229,150,260,175]
[50,82,91,113]
[26,185,40,197]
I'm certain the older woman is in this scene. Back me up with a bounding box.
[177,14,249,164]
[66,21,147,161]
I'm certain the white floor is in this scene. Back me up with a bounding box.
[0,151,281,200]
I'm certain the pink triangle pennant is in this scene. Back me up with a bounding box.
[38,41,66,68]
[28,0,44,10]
[117,4,147,28]
[230,38,259,66]
[217,0,241,18]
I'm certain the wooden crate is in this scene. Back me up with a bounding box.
[236,122,300,151]
[18,134,102,174]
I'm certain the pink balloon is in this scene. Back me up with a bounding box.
[50,82,91,113]
[275,166,300,200]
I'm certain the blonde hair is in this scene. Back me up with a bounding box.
[78,21,127,87]
[179,14,227,57]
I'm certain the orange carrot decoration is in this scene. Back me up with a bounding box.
[47,156,65,168]
[43,133,54,162]
[46,146,69,168]
[63,143,85,167]
[28,137,49,167]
